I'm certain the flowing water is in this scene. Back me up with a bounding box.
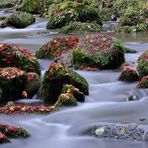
[0,9,148,148]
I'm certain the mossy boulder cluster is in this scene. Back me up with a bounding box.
[0,43,40,75]
[73,33,125,70]
[46,1,102,33]
[0,123,30,144]
[0,43,41,101]
[0,11,35,28]
[0,67,41,101]
[39,62,89,104]
[118,50,148,88]
[116,3,148,33]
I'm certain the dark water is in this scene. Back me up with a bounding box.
[0,9,148,148]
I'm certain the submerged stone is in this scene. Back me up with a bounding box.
[39,62,89,104]
[0,43,41,75]
[73,33,125,70]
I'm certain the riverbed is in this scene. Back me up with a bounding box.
[0,8,148,148]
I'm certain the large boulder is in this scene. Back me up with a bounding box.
[36,36,79,59]
[60,22,102,34]
[0,67,27,100]
[137,50,148,78]
[73,33,125,70]
[1,11,35,28]
[0,43,41,75]
[0,0,18,9]
[39,62,89,104]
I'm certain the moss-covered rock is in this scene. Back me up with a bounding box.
[0,0,18,9]
[46,4,102,29]
[46,8,78,29]
[60,22,102,34]
[116,5,148,33]
[39,62,89,104]
[0,43,41,75]
[2,11,35,28]
[137,76,148,88]
[73,33,125,70]
[119,66,139,82]
[137,50,148,78]
[36,36,79,59]
[0,67,27,100]
[25,72,41,98]
[19,0,44,14]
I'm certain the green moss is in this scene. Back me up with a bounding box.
[5,11,35,28]
[39,62,89,104]
[0,0,18,9]
[46,3,102,29]
[60,22,102,34]
[73,34,125,70]
[20,0,44,14]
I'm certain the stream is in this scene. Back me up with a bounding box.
[0,8,148,148]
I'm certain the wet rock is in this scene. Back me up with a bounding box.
[39,62,89,104]
[0,122,30,144]
[25,72,41,98]
[73,33,125,70]
[1,11,35,28]
[137,50,148,78]
[137,76,148,88]
[0,67,27,100]
[60,22,102,34]
[0,43,41,75]
[119,66,139,82]
[84,123,148,142]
